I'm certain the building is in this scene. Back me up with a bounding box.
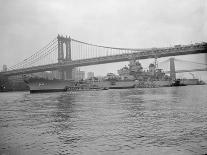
[8,75,24,82]
[87,72,94,79]
[72,68,85,81]
[52,70,61,79]
[96,76,105,81]
[3,65,7,72]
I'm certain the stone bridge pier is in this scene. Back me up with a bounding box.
[57,35,73,80]
[170,57,176,80]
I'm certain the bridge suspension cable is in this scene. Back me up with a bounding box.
[9,38,57,70]
[71,38,146,51]
[9,38,57,69]
[71,38,147,60]
[22,45,58,68]
[8,38,58,70]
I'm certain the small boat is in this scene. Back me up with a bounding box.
[171,79,186,87]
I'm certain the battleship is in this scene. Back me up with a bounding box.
[93,60,205,88]
[23,59,171,93]
[94,59,172,89]
[24,59,205,93]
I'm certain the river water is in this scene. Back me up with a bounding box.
[0,85,207,155]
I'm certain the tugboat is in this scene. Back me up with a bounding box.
[171,79,186,87]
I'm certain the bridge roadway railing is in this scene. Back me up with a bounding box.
[1,43,206,76]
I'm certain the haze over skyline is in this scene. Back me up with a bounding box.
[0,0,206,79]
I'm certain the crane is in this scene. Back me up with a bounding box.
[189,73,195,79]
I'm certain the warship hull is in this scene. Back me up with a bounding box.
[93,80,171,89]
[24,78,74,93]
[24,77,173,93]
[135,80,171,88]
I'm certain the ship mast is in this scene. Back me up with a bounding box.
[154,54,158,69]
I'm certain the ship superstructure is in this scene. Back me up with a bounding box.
[97,59,172,88]
[117,59,171,81]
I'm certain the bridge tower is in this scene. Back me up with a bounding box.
[57,35,73,80]
[170,57,176,80]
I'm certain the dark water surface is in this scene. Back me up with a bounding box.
[0,85,207,155]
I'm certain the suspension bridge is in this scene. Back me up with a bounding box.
[0,35,206,79]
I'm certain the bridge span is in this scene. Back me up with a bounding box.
[0,35,207,77]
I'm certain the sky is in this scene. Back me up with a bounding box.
[0,0,206,79]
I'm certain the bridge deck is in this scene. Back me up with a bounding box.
[1,43,206,76]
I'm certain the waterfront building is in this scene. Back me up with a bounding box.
[7,75,28,91]
[8,75,24,82]
[96,76,105,81]
[52,70,61,79]
[3,65,7,72]
[87,72,94,79]
[72,68,85,81]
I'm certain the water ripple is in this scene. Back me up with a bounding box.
[0,86,207,155]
